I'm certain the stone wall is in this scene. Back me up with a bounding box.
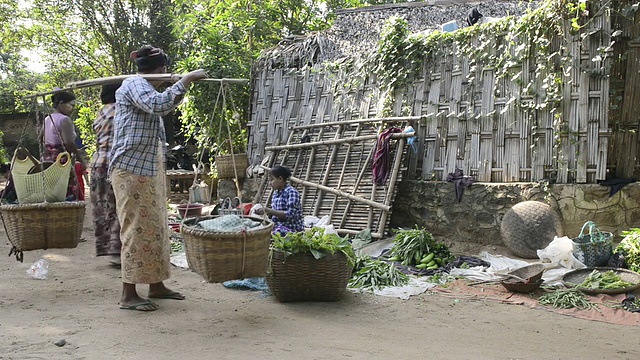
[390,180,640,247]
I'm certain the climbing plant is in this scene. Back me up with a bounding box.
[321,0,632,176]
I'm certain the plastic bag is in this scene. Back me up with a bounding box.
[27,258,49,280]
[189,181,210,205]
[537,236,586,269]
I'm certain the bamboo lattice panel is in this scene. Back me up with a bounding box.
[256,120,410,238]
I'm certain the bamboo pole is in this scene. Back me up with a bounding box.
[329,124,363,219]
[291,115,425,130]
[21,74,249,100]
[336,228,382,239]
[265,131,415,151]
[377,138,406,236]
[301,128,324,207]
[339,146,375,228]
[313,125,344,216]
[259,166,390,211]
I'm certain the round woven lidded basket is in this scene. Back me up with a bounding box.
[0,201,86,252]
[562,267,640,295]
[181,215,273,283]
[267,250,353,302]
[215,154,248,179]
[501,201,563,259]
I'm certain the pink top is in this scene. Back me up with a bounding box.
[44,112,76,146]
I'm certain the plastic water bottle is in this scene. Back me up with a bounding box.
[27,258,49,280]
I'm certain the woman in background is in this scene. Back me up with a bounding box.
[90,82,122,267]
[43,91,87,199]
[256,165,304,234]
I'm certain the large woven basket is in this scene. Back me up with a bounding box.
[0,201,86,251]
[215,154,248,179]
[266,250,353,302]
[181,215,273,283]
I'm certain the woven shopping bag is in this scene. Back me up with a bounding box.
[572,221,613,267]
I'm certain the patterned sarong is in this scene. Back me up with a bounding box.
[111,141,170,284]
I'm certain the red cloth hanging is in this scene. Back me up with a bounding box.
[371,127,402,186]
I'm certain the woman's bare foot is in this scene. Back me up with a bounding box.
[148,282,186,300]
[120,283,159,311]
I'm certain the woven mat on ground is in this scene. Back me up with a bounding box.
[431,280,640,326]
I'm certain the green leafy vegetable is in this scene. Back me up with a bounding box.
[387,227,454,269]
[349,255,409,290]
[270,228,355,267]
[576,270,634,290]
[615,228,640,272]
[538,288,596,310]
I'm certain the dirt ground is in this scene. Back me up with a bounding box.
[1,196,639,360]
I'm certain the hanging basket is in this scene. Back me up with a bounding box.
[10,148,71,204]
[0,201,86,257]
[181,215,273,282]
[266,250,353,302]
[215,154,248,179]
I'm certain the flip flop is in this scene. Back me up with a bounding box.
[119,300,158,311]
[148,291,186,300]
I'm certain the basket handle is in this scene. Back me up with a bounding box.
[55,152,72,168]
[579,221,604,243]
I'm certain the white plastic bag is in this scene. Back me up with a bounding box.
[27,258,49,280]
[537,236,586,269]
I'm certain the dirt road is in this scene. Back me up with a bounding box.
[1,202,638,360]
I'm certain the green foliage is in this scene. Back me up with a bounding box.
[75,100,100,159]
[349,255,410,290]
[0,130,8,164]
[270,227,355,267]
[615,228,640,273]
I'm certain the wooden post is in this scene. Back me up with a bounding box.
[377,138,406,236]
[259,166,390,211]
[265,132,414,151]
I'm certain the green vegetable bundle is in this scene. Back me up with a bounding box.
[387,227,453,270]
[349,255,409,290]
[577,270,634,290]
[538,288,596,310]
[615,228,640,272]
[271,228,355,267]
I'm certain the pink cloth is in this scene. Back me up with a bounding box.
[44,113,76,146]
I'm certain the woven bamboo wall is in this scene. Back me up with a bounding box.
[249,4,617,184]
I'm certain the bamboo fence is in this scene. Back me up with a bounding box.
[248,1,638,235]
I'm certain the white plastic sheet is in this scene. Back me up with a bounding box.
[350,276,437,300]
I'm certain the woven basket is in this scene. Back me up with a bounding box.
[266,250,353,302]
[500,201,563,259]
[215,154,248,179]
[11,150,71,204]
[0,201,86,251]
[181,215,273,283]
[572,221,613,267]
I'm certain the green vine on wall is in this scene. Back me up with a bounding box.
[322,0,635,179]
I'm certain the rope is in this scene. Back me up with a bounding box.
[241,229,247,274]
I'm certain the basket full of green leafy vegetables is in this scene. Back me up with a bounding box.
[267,227,355,302]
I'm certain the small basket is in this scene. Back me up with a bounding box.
[573,221,613,267]
[266,250,353,302]
[217,197,242,216]
[507,263,545,283]
[11,149,71,204]
[181,215,273,283]
[0,201,86,252]
[215,154,248,179]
